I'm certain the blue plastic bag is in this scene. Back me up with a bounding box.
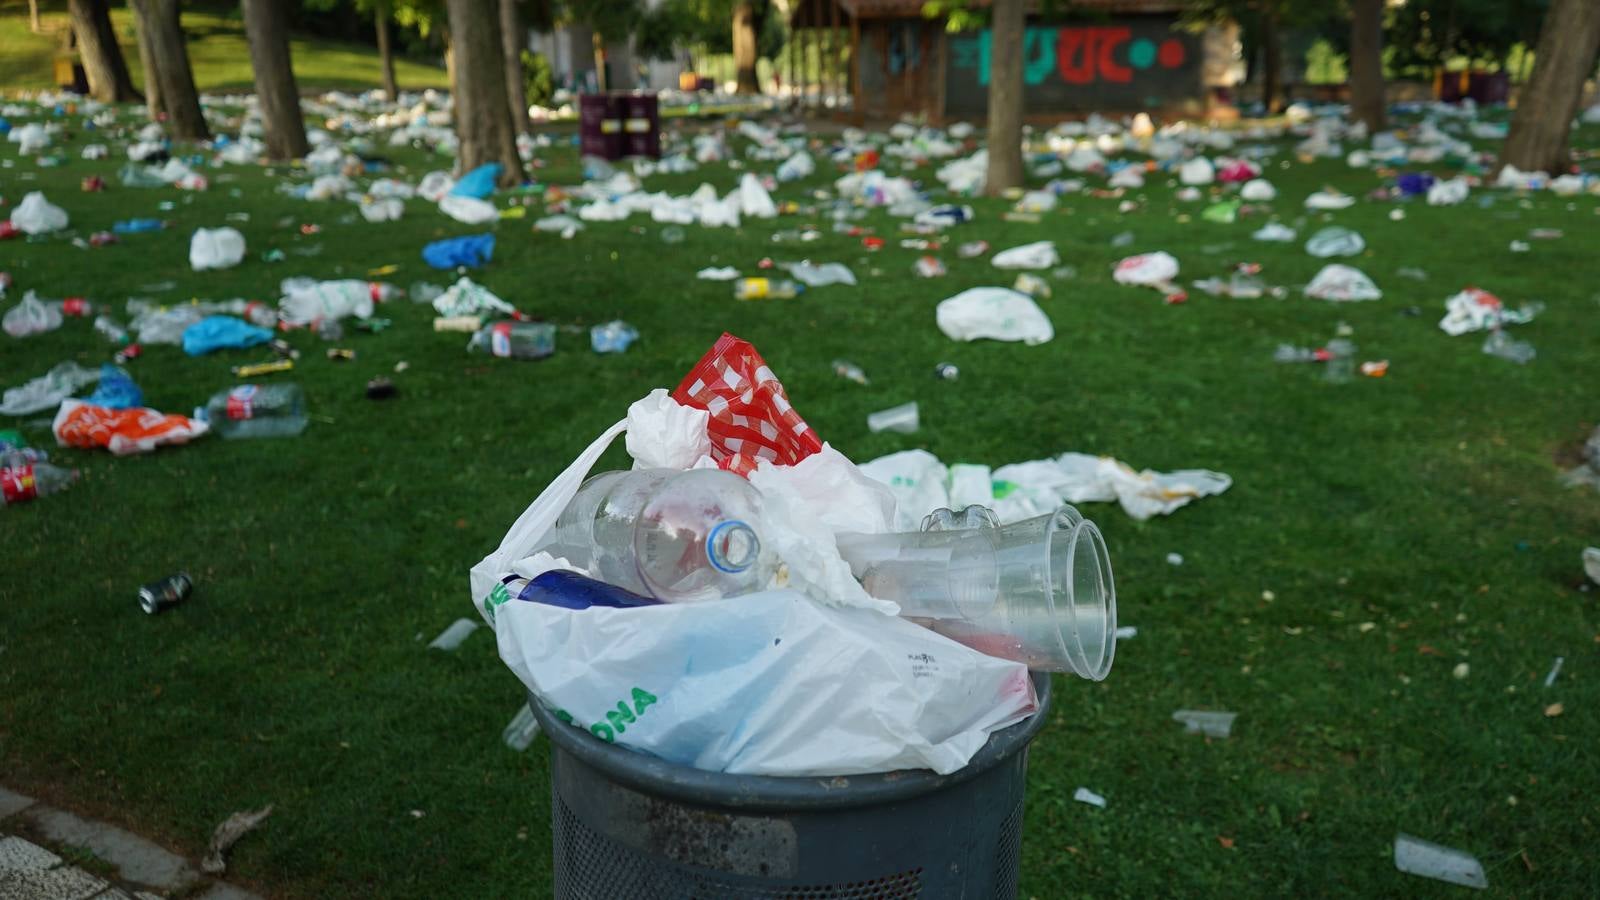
[422,233,496,269]
[83,364,144,410]
[448,163,503,199]
[182,316,274,356]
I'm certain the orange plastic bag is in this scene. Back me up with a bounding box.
[53,399,209,456]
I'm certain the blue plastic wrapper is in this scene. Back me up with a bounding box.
[590,320,639,353]
[113,218,165,233]
[182,316,274,356]
[83,364,144,410]
[449,163,503,199]
[422,233,495,269]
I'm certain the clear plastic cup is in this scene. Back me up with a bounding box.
[838,505,1116,680]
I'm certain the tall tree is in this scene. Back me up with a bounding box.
[1501,0,1600,174]
[499,0,531,132]
[1259,2,1284,114]
[131,0,164,118]
[1347,0,1384,130]
[732,1,761,93]
[985,0,1024,194]
[375,1,399,99]
[130,0,208,140]
[241,0,310,159]
[29,0,42,33]
[69,0,141,102]
[444,0,524,185]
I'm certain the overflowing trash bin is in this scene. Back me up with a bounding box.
[476,334,1121,898]
[532,671,1052,899]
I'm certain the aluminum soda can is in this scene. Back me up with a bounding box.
[934,362,960,381]
[139,573,192,614]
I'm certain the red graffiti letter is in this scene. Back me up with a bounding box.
[1056,28,1094,84]
[1096,27,1132,82]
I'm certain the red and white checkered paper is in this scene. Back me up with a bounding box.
[671,333,823,477]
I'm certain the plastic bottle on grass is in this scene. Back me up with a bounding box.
[733,278,802,301]
[2,462,79,506]
[467,321,555,359]
[200,384,308,439]
[547,469,775,603]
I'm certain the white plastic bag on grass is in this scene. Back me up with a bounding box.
[1427,178,1469,206]
[739,173,777,218]
[1179,157,1215,185]
[1305,264,1381,301]
[439,194,498,224]
[417,170,455,201]
[359,197,404,222]
[992,241,1059,269]
[432,277,514,317]
[1113,251,1179,286]
[10,192,68,235]
[189,227,246,271]
[1240,179,1276,201]
[279,279,377,325]
[776,150,814,181]
[936,288,1054,345]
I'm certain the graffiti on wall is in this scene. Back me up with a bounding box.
[945,19,1201,113]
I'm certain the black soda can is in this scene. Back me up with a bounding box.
[139,573,192,614]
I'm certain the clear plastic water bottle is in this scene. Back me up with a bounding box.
[94,315,130,344]
[200,384,308,439]
[547,468,775,603]
[831,359,869,384]
[467,321,555,359]
[2,462,79,506]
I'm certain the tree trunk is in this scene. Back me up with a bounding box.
[132,0,164,118]
[69,0,141,102]
[29,0,41,33]
[375,2,398,100]
[1261,7,1283,114]
[1502,0,1600,174]
[444,0,524,186]
[733,1,761,94]
[130,0,208,140]
[499,0,530,133]
[241,0,309,159]
[592,30,606,91]
[1348,0,1385,131]
[443,24,456,91]
[984,0,1024,195]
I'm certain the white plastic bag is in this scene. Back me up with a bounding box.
[935,287,1054,345]
[439,194,498,224]
[2,291,64,339]
[278,279,377,325]
[432,277,514,317]
[1252,222,1297,242]
[1305,264,1382,302]
[1427,178,1469,206]
[493,589,1036,775]
[10,192,69,235]
[189,227,247,271]
[417,170,456,201]
[1304,189,1355,210]
[1113,251,1179,286]
[359,197,404,222]
[1179,157,1215,185]
[1304,226,1365,259]
[738,173,777,218]
[992,241,1059,269]
[776,150,814,182]
[1108,166,1145,188]
[1240,179,1277,201]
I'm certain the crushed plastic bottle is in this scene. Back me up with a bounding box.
[1482,329,1535,364]
[1173,709,1236,738]
[502,703,541,751]
[2,461,79,506]
[199,384,309,439]
[468,321,555,359]
[867,401,920,434]
[1393,834,1488,890]
[734,278,802,301]
[832,359,869,385]
[408,282,446,304]
[94,315,131,344]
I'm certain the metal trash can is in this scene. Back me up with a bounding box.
[530,671,1052,899]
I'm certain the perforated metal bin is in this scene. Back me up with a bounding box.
[528,671,1052,899]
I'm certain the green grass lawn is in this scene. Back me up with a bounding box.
[1,102,1598,899]
[0,0,447,93]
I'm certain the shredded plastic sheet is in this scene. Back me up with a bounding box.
[859,449,1232,529]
